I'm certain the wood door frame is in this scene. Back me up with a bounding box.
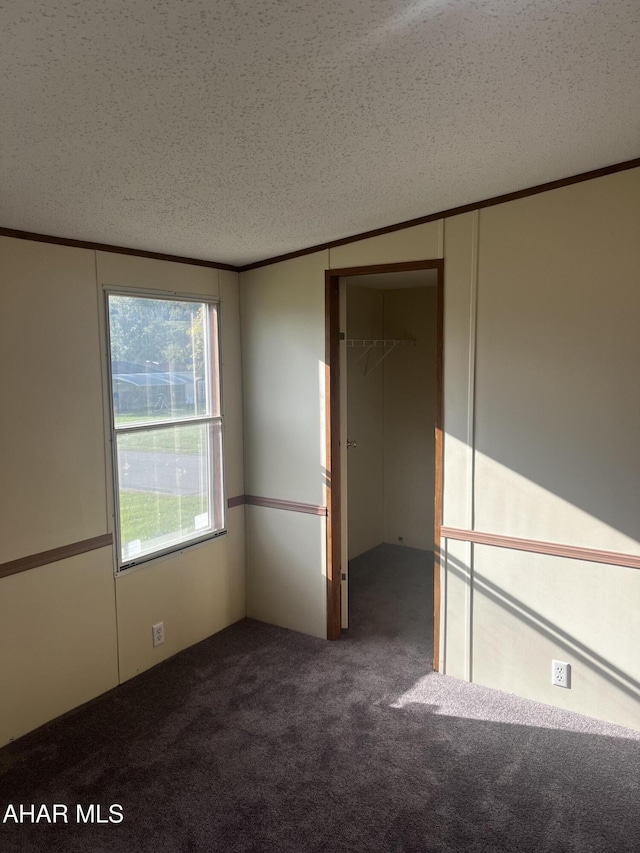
[324,259,445,669]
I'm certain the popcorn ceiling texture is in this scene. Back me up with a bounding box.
[0,0,639,265]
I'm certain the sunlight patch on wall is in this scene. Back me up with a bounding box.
[444,430,639,555]
[472,450,639,555]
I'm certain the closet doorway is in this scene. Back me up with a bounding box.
[325,261,443,667]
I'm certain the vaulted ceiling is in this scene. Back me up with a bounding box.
[1,0,639,266]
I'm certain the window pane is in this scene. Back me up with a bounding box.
[116,424,217,562]
[109,295,210,426]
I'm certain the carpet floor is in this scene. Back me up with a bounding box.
[1,544,638,852]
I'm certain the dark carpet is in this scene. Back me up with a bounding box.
[1,544,639,852]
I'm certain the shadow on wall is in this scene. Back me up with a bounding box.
[445,282,640,548]
[446,440,640,552]
[442,549,640,705]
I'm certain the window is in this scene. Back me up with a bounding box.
[106,291,225,570]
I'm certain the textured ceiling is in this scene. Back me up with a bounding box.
[1,0,639,266]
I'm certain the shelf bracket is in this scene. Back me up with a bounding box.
[345,338,416,376]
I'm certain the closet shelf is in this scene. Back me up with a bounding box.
[346,338,416,376]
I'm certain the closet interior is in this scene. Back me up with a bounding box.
[342,269,438,629]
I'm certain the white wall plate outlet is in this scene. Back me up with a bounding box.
[552,660,571,688]
[152,622,164,647]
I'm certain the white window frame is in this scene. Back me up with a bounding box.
[105,288,226,572]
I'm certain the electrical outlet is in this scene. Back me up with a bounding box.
[152,622,164,648]
[552,660,571,688]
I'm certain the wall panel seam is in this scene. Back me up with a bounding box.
[468,210,479,531]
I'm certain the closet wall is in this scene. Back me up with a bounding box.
[345,286,384,558]
[346,283,437,560]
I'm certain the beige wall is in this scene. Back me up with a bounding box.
[441,169,640,728]
[383,287,437,551]
[0,549,118,748]
[115,519,246,682]
[245,506,327,638]
[346,286,384,559]
[0,239,245,746]
[472,178,640,552]
[240,251,328,638]
[441,211,478,678]
[0,240,108,561]
[329,221,443,268]
[471,547,640,727]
